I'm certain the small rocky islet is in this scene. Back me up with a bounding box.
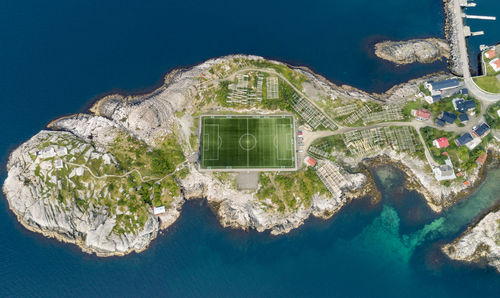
[374,38,450,65]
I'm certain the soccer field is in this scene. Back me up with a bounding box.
[200,115,296,170]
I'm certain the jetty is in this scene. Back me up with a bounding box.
[463,26,484,37]
[459,0,476,7]
[463,14,496,21]
[448,0,500,102]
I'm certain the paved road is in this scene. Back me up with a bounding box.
[301,113,489,169]
[465,78,500,102]
[451,0,500,102]
[199,52,498,170]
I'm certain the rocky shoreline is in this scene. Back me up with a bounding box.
[443,0,464,76]
[372,0,466,76]
[443,208,500,272]
[0,55,493,257]
[374,38,450,65]
[441,151,500,272]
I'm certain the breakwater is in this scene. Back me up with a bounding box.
[444,0,467,76]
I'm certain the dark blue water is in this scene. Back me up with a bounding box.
[465,0,500,72]
[2,0,500,296]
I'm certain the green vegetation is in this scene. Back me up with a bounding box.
[310,135,347,155]
[200,116,295,169]
[419,84,431,96]
[36,132,186,235]
[482,53,500,76]
[256,168,327,212]
[420,127,457,164]
[420,127,484,172]
[473,52,500,93]
[109,133,184,179]
[485,102,500,130]
[402,99,425,118]
[260,80,294,111]
[215,81,231,106]
[244,59,309,89]
[474,76,500,94]
[427,96,455,118]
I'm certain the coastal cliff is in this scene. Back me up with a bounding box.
[442,152,500,272]
[2,56,373,256]
[443,210,500,272]
[374,38,450,65]
[2,55,486,256]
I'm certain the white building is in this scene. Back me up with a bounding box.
[425,78,460,94]
[153,206,166,215]
[54,159,63,169]
[75,167,84,176]
[433,159,456,181]
[466,137,482,150]
[38,147,56,159]
[56,147,68,157]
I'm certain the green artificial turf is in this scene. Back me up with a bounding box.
[200,115,296,169]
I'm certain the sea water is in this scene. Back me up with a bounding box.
[2,0,500,296]
[465,0,500,73]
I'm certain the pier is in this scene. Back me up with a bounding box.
[463,14,496,21]
[463,26,471,37]
[464,26,485,37]
[459,0,476,7]
[449,0,500,102]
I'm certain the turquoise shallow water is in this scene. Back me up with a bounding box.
[4,166,500,297]
[2,0,500,296]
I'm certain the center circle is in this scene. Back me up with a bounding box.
[239,133,257,150]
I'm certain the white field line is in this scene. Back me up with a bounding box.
[276,121,294,161]
[203,124,220,161]
[200,115,296,169]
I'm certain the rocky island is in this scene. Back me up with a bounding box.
[374,38,450,65]
[443,208,500,271]
[4,54,500,260]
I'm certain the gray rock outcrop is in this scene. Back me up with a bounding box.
[1,54,479,257]
[374,38,450,65]
[443,210,500,272]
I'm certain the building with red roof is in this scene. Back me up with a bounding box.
[433,137,449,149]
[412,109,431,121]
[304,156,317,167]
[490,58,500,72]
[485,49,496,59]
[476,152,487,166]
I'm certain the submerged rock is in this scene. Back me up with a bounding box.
[374,38,450,65]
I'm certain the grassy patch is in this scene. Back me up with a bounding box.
[256,168,327,212]
[310,135,347,155]
[420,127,458,164]
[35,131,187,236]
[402,99,426,118]
[419,84,431,96]
[474,76,500,94]
[420,126,484,172]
